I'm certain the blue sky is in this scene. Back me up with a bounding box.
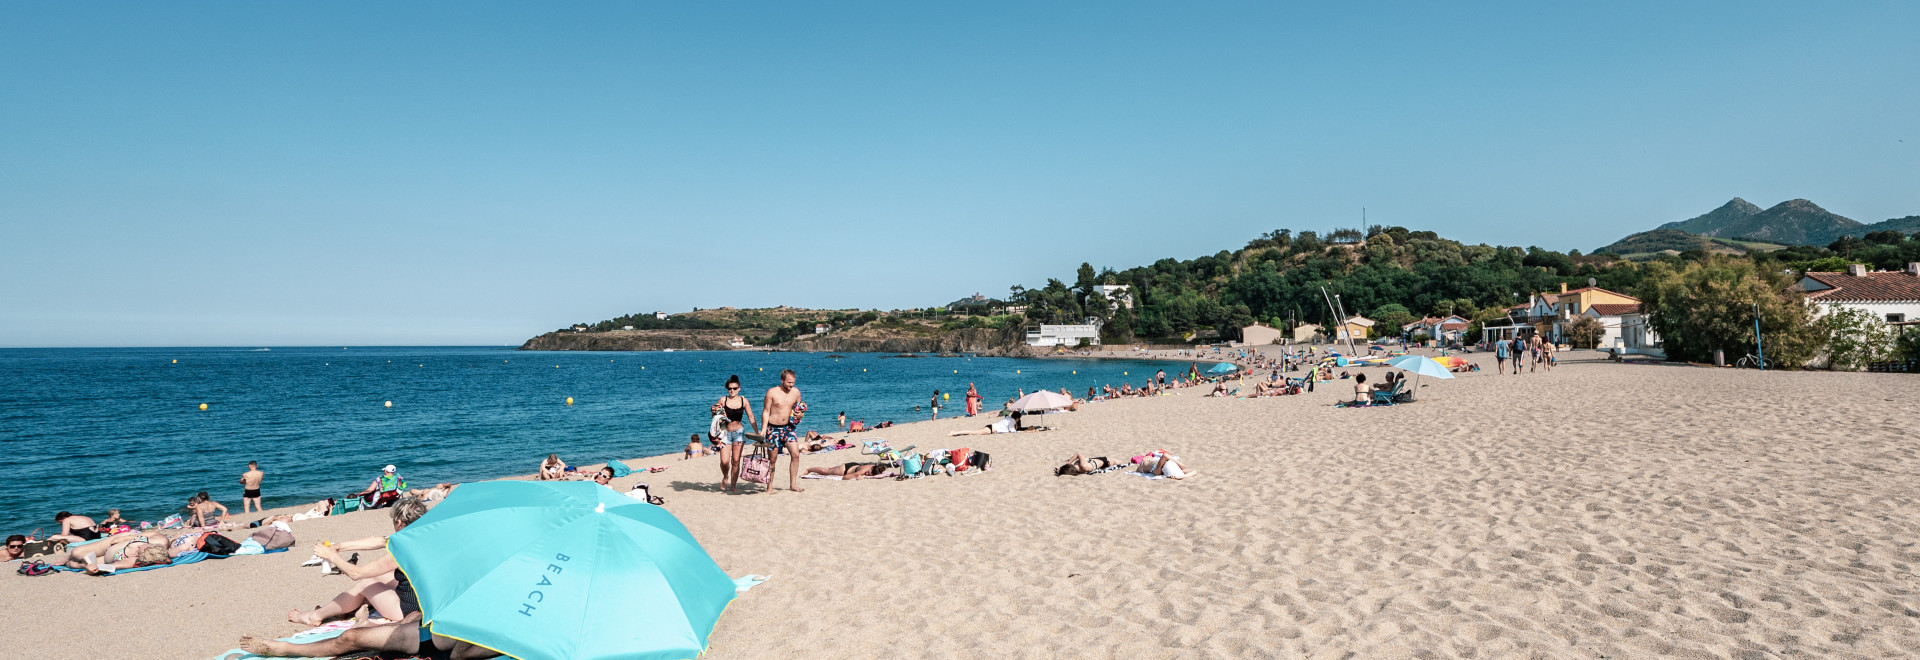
[3,2,1916,346]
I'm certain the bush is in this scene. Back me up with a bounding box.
[1821,307,1898,371]
[1638,256,1824,367]
[1568,316,1604,349]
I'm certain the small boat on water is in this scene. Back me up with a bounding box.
[662,348,676,352]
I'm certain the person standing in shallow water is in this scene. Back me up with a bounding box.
[714,375,754,493]
[760,369,804,494]
[930,390,940,420]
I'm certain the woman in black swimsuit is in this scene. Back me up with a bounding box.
[714,375,756,493]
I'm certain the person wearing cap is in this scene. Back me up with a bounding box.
[352,465,408,510]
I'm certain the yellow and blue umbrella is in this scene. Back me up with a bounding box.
[389,481,735,660]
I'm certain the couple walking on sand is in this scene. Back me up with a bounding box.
[713,369,806,494]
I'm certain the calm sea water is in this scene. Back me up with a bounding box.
[0,346,1175,534]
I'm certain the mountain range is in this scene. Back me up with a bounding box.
[1597,198,1919,257]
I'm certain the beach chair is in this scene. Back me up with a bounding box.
[1369,380,1404,406]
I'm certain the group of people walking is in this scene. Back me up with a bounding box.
[1492,334,1555,374]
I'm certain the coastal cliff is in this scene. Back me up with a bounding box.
[518,329,745,351]
[519,325,1033,356]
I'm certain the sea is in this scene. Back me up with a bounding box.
[0,346,1179,535]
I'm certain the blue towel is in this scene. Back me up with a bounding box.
[733,573,770,592]
[47,548,286,575]
[607,459,632,478]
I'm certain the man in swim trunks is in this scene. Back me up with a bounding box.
[760,368,804,495]
[50,511,101,544]
[241,460,265,515]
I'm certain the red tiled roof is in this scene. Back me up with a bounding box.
[1438,321,1469,330]
[1588,303,1641,316]
[1804,271,1920,303]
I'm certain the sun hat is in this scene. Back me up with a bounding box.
[383,465,397,473]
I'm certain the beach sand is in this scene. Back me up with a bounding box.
[7,350,1920,658]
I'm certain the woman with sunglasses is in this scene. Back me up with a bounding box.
[714,375,756,493]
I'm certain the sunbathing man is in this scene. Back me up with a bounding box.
[4,534,25,561]
[58,532,171,574]
[407,483,457,503]
[803,462,887,479]
[242,497,497,659]
[49,511,102,544]
[949,416,1020,436]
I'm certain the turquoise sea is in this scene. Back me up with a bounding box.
[0,347,1177,535]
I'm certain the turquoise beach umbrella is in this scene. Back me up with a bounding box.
[1206,362,1238,374]
[388,481,735,660]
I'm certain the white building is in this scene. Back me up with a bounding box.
[622,325,635,331]
[1798,264,1920,324]
[653,311,668,320]
[814,324,830,334]
[1238,323,1282,345]
[1092,284,1133,309]
[1026,324,1101,347]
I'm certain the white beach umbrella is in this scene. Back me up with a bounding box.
[1008,390,1072,412]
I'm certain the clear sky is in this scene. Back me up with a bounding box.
[3,2,1917,347]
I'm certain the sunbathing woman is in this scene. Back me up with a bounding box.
[249,498,496,659]
[1054,453,1112,476]
[60,532,171,574]
[803,462,888,479]
[1135,452,1196,480]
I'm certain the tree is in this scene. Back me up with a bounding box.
[1371,303,1414,333]
[1820,307,1898,371]
[1568,316,1603,349]
[1637,256,1824,367]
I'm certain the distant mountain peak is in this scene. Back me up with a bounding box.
[1656,197,1763,234]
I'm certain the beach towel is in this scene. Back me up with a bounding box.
[48,548,287,576]
[607,459,632,478]
[800,474,842,480]
[733,574,771,592]
[212,621,357,660]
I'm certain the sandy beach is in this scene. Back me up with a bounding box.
[8,349,1920,659]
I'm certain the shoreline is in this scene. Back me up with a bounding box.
[14,351,1920,658]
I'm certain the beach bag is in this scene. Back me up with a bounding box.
[199,533,242,556]
[249,526,295,551]
[737,443,768,485]
[900,453,924,477]
[607,459,632,478]
[19,539,67,560]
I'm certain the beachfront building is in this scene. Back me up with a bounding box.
[1481,305,1536,346]
[1092,284,1134,309]
[1616,309,1662,356]
[729,336,748,347]
[1335,316,1375,342]
[1529,283,1642,344]
[1026,323,1101,347]
[1238,323,1282,345]
[1403,315,1470,345]
[1797,263,1920,324]
[1292,324,1324,344]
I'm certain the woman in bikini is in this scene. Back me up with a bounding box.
[1054,453,1111,476]
[61,533,171,574]
[803,462,886,478]
[715,375,755,493]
